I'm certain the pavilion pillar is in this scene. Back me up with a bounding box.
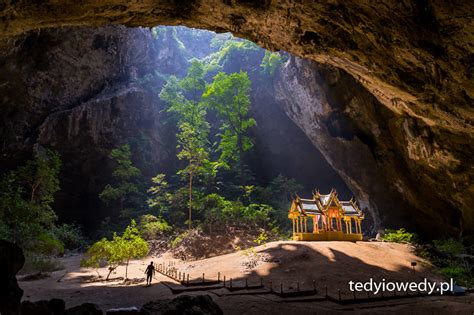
[349,219,353,234]
[356,220,360,234]
[296,217,299,233]
[304,217,307,233]
[358,220,362,234]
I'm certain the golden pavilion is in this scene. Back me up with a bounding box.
[288,189,364,241]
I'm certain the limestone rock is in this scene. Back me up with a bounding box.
[0,240,25,315]
[141,295,223,315]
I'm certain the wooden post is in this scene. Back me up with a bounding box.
[218,272,220,282]
[223,276,226,286]
[202,273,205,283]
[187,274,189,284]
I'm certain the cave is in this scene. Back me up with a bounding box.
[0,1,473,314]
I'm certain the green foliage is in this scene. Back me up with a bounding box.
[22,252,64,274]
[433,238,466,255]
[0,150,61,247]
[81,220,148,280]
[147,174,171,214]
[381,228,418,244]
[203,71,255,182]
[99,144,142,219]
[440,264,470,283]
[160,61,218,229]
[254,230,268,246]
[138,214,171,240]
[52,223,85,250]
[170,230,192,248]
[35,232,65,256]
[260,51,286,75]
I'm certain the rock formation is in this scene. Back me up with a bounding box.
[0,1,472,236]
[0,240,25,315]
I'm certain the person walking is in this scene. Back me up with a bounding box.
[145,261,155,286]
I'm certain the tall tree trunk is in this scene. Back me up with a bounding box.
[125,259,129,279]
[237,135,244,185]
[188,172,193,230]
[106,266,115,280]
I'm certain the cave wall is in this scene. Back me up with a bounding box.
[0,1,471,236]
[0,26,184,228]
[0,25,353,231]
[275,56,467,236]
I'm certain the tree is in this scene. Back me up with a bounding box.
[99,144,141,219]
[81,220,148,280]
[160,61,217,229]
[147,174,171,215]
[203,71,256,184]
[0,149,61,245]
[260,51,286,75]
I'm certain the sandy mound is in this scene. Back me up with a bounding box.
[169,229,270,261]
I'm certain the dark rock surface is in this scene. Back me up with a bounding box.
[66,302,103,315]
[0,240,25,315]
[141,295,223,315]
[0,0,472,236]
[274,56,470,236]
[21,298,65,315]
[0,25,351,233]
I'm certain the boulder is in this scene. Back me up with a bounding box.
[66,303,103,315]
[141,295,223,315]
[0,240,25,315]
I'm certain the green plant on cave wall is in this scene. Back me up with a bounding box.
[260,50,287,76]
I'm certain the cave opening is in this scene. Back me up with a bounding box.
[0,24,354,238]
[1,2,473,313]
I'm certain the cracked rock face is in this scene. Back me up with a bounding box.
[0,1,472,236]
[274,56,469,236]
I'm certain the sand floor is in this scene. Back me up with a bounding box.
[20,241,474,314]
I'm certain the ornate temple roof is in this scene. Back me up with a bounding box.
[289,189,364,218]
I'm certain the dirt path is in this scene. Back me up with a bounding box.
[20,241,473,313]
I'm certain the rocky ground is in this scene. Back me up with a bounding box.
[18,241,474,314]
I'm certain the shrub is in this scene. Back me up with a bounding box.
[433,238,466,255]
[22,252,64,273]
[381,228,418,244]
[35,232,64,255]
[439,262,472,286]
[81,220,148,280]
[52,223,85,250]
[254,231,268,246]
[170,230,191,249]
[138,214,171,240]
